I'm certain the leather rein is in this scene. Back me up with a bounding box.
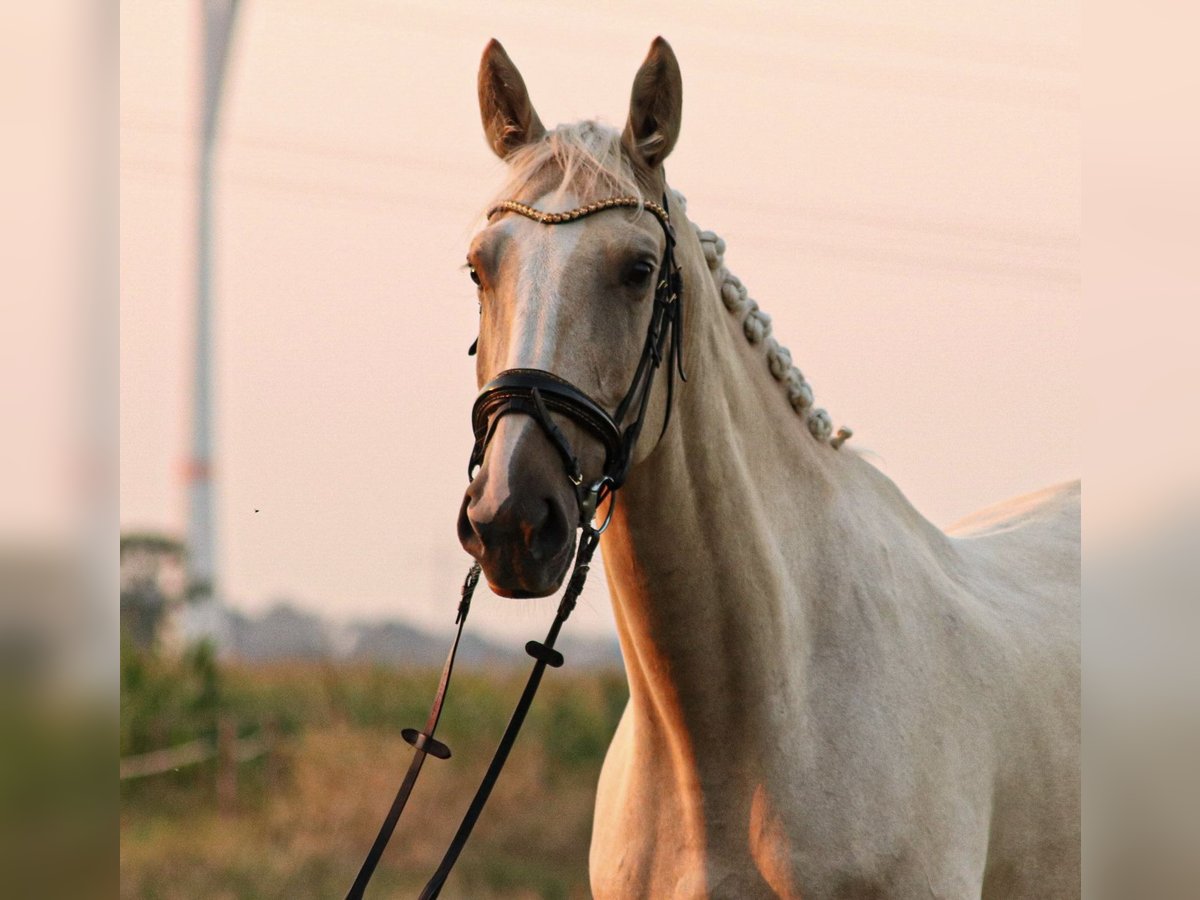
[346,193,685,899]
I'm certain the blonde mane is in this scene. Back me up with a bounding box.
[490,121,644,210]
[491,120,851,448]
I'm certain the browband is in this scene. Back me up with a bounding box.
[487,196,672,231]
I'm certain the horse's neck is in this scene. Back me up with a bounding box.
[600,224,952,758]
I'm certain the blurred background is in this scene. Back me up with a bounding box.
[117,1,1083,897]
[8,0,1198,898]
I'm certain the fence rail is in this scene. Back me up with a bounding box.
[120,716,278,803]
[119,736,216,780]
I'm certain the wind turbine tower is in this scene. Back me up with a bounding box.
[186,0,240,603]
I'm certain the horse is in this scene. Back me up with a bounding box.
[457,37,1080,899]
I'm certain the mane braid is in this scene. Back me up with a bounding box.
[692,222,852,448]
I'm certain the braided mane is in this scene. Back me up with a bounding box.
[691,219,851,449]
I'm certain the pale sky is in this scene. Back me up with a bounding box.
[120,1,1079,639]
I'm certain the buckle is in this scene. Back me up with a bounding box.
[577,477,615,532]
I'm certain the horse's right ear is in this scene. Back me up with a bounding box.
[478,39,546,160]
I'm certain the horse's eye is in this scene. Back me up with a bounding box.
[626,260,655,287]
[467,264,481,287]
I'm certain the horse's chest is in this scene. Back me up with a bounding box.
[591,726,982,899]
[593,811,964,900]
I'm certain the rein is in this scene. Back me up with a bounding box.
[346,193,684,899]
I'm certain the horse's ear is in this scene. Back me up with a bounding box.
[622,37,683,170]
[478,39,546,160]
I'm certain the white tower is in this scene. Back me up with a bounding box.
[186,0,240,604]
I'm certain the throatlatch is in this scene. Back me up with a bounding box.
[346,193,684,899]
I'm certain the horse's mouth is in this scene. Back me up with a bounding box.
[475,533,576,599]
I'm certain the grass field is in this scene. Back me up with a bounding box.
[120,644,627,899]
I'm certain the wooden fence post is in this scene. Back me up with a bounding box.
[217,715,237,814]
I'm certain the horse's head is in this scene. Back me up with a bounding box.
[457,38,685,598]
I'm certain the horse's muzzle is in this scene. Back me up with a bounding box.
[457,470,577,598]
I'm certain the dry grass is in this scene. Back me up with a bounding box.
[120,662,627,899]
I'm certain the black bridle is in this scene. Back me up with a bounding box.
[346,193,685,899]
[469,194,685,519]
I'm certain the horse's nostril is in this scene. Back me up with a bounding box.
[528,498,570,561]
[458,494,484,549]
[459,489,571,562]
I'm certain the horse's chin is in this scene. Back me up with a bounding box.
[477,540,574,600]
[483,570,565,599]
[487,581,560,600]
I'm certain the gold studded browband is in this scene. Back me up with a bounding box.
[487,196,671,227]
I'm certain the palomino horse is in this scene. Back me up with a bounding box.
[458,37,1080,899]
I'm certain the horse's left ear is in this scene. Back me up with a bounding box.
[622,37,683,170]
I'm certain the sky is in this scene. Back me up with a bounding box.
[120,0,1079,639]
